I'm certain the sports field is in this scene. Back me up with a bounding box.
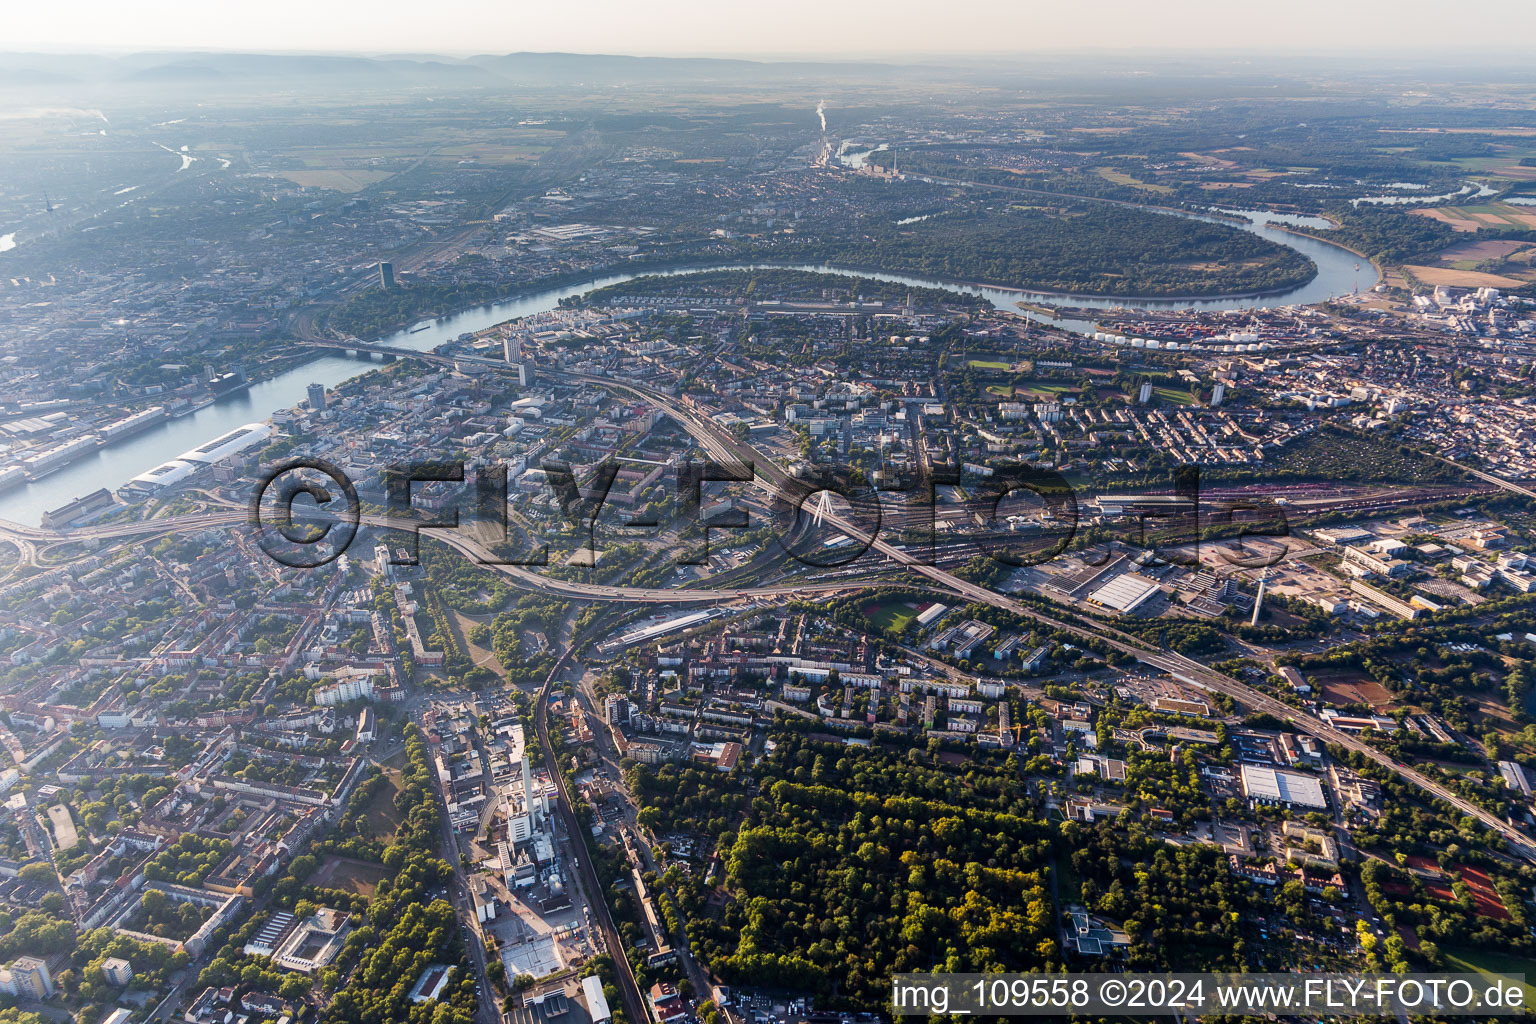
[1441,946,1536,1005]
[864,599,919,632]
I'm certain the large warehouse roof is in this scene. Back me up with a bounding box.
[582,975,611,1024]
[179,422,272,464]
[1087,573,1161,613]
[1240,764,1327,809]
[126,459,198,491]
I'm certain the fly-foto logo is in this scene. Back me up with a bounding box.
[250,458,1290,573]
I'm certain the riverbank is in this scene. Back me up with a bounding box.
[0,209,1376,526]
[332,244,1315,340]
[1269,222,1383,282]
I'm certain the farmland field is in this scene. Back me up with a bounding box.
[1436,238,1532,262]
[1404,264,1528,288]
[1096,167,1173,193]
[1414,201,1536,232]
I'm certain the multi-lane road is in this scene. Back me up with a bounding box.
[551,368,1536,864]
[530,643,650,1024]
[3,349,1532,865]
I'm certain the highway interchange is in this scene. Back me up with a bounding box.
[3,346,1535,872]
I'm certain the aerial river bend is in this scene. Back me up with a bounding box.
[0,200,1377,526]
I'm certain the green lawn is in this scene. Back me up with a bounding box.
[1451,154,1536,171]
[1096,166,1174,194]
[1442,945,1536,1005]
[865,600,919,632]
[1153,386,1196,405]
[968,359,1011,370]
[985,378,1076,397]
[1008,381,1079,400]
[361,770,404,840]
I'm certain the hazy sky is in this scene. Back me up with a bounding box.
[9,0,1536,57]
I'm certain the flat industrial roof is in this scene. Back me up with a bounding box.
[1088,573,1161,613]
[1240,764,1327,809]
[582,975,611,1023]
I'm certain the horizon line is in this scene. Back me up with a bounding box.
[6,44,1536,63]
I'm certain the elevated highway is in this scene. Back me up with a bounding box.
[4,341,1530,862]
[550,368,1536,863]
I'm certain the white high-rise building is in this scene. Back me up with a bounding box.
[521,756,533,811]
[314,675,375,706]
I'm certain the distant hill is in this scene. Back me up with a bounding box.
[467,50,907,84]
[0,66,79,86]
[0,49,915,93]
[122,60,227,83]
[112,52,494,85]
[0,51,496,92]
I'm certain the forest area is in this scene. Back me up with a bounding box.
[742,204,1316,299]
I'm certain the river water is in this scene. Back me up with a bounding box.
[0,203,1376,525]
[1353,182,1498,206]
